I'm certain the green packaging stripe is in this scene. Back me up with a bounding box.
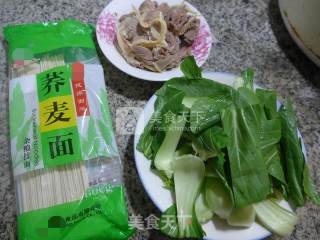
[18,185,135,240]
[3,20,95,62]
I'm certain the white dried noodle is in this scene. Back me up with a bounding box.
[16,55,89,213]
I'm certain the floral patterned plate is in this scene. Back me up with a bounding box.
[96,0,213,81]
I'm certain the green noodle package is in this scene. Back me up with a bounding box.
[4,20,135,240]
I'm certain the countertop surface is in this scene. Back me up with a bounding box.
[0,0,320,239]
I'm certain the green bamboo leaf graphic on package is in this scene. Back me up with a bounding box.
[97,120,112,146]
[81,137,89,159]
[10,83,26,139]
[82,117,101,159]
[12,153,24,168]
[16,117,32,151]
[98,89,118,156]
[99,89,112,126]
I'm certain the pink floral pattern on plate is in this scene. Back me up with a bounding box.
[191,18,213,65]
[97,12,117,44]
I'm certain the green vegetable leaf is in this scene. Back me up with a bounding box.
[159,204,179,238]
[158,76,233,100]
[195,185,213,223]
[174,144,194,158]
[303,165,320,206]
[208,155,234,203]
[137,87,185,160]
[198,126,229,152]
[180,56,202,79]
[191,138,216,161]
[205,177,233,219]
[241,68,254,90]
[256,89,278,119]
[156,171,175,190]
[260,118,286,184]
[279,99,305,207]
[221,105,270,208]
[232,87,260,108]
[191,126,229,161]
[233,68,254,90]
[189,97,233,133]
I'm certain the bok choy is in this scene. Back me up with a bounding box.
[136,56,320,238]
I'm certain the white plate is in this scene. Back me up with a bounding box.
[96,0,213,81]
[279,0,320,67]
[134,72,307,240]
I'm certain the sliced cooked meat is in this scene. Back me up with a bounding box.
[165,6,190,35]
[131,45,154,61]
[157,3,170,18]
[179,16,200,36]
[183,28,199,44]
[119,16,140,41]
[165,31,180,54]
[139,0,158,13]
[116,0,201,72]
[152,46,168,60]
[181,17,200,44]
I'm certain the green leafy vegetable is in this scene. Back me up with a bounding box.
[241,68,254,90]
[195,186,213,223]
[208,155,234,204]
[221,105,270,208]
[232,87,260,107]
[174,144,194,157]
[189,97,233,133]
[137,57,318,237]
[303,166,320,205]
[159,76,233,100]
[205,177,233,219]
[279,99,320,206]
[191,138,216,161]
[137,87,185,160]
[256,88,278,119]
[233,68,254,90]
[279,99,306,207]
[180,56,202,79]
[260,118,286,185]
[159,204,179,238]
[197,126,229,153]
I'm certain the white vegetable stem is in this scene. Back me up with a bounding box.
[173,154,205,237]
[227,205,255,227]
[195,189,213,223]
[254,199,298,236]
[154,115,186,178]
[205,177,233,219]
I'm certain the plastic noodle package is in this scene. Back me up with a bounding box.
[4,20,135,240]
